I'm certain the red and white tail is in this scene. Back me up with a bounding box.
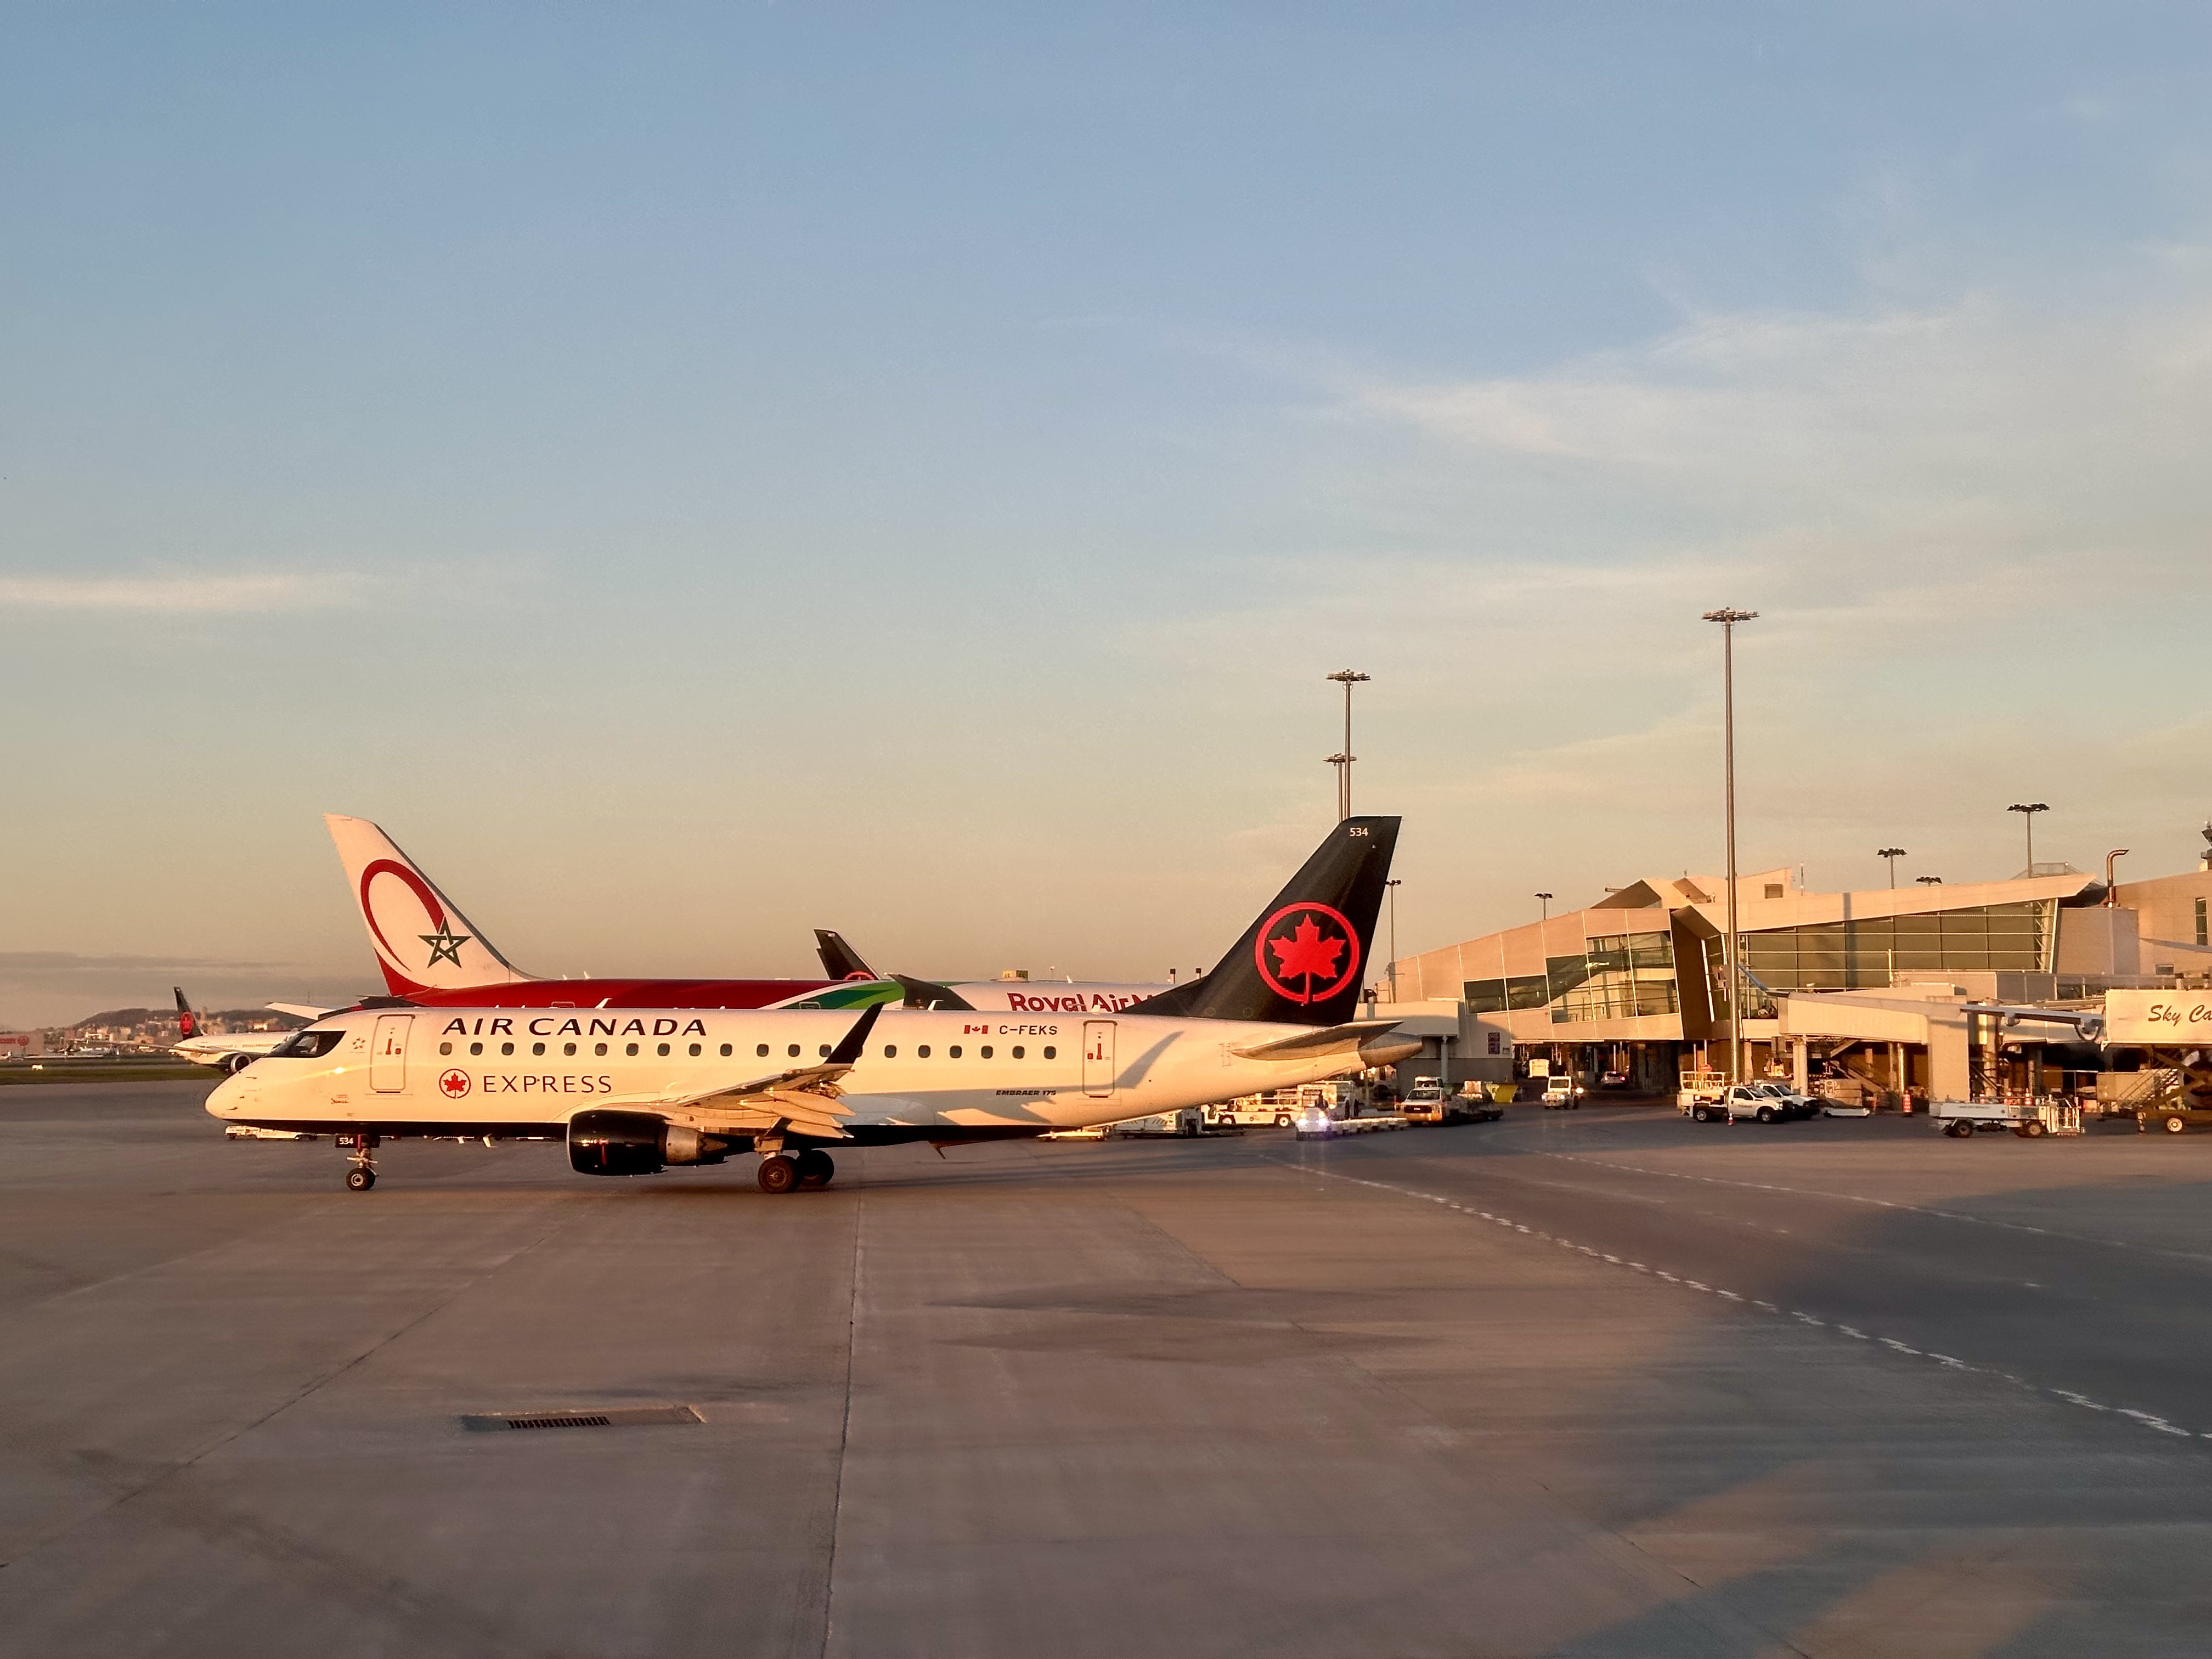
[324,814,537,996]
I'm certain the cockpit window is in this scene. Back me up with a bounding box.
[267,1028,344,1060]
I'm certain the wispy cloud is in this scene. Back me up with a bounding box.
[0,569,365,613]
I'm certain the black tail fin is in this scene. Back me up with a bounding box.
[173,986,198,1040]
[1128,816,1400,1026]
[814,929,878,981]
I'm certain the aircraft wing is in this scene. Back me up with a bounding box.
[1228,1019,1405,1061]
[591,1005,882,1140]
[268,1002,339,1020]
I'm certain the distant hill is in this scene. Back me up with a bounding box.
[67,1007,311,1039]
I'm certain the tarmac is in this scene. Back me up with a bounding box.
[8,1081,2212,1657]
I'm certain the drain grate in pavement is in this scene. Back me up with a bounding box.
[462,1404,703,1432]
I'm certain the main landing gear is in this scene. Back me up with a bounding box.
[756,1149,835,1194]
[337,1133,379,1192]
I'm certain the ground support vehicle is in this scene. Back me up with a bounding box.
[1931,1099,2083,1139]
[1675,1070,1728,1115]
[1683,1086,1800,1125]
[1214,1081,1364,1128]
[2137,1103,2212,1135]
[1294,1105,1408,1141]
[1400,1078,1502,1125]
[1541,1079,1584,1110]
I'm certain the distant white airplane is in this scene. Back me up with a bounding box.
[169,987,336,1074]
[210,817,1411,1192]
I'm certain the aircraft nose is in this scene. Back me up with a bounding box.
[205,1074,242,1117]
[1357,1034,1421,1069]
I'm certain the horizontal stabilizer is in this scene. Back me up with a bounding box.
[896,974,975,1011]
[1229,1020,1405,1061]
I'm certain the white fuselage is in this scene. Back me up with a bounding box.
[204,1005,1385,1138]
[173,1031,289,1069]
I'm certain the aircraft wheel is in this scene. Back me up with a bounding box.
[797,1150,834,1189]
[345,1167,376,1192]
[757,1154,799,1194]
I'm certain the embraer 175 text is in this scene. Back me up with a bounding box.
[210,819,1413,1193]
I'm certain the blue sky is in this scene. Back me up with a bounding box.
[4,4,2210,1024]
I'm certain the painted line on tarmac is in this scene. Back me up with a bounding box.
[1278,1159,2208,1447]
[1537,1150,2212,1266]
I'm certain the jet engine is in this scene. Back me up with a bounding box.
[567,1111,730,1177]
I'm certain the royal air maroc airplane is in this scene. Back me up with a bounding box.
[207,817,1412,1193]
[325,814,1177,1014]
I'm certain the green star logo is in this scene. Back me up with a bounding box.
[420,924,471,968]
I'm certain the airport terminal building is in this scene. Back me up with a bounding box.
[1375,840,2212,1101]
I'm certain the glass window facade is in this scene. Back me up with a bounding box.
[1464,932,1679,1026]
[1739,900,2052,991]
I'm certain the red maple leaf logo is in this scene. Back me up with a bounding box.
[1268,915,1346,985]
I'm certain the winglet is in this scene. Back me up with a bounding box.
[826,1002,884,1066]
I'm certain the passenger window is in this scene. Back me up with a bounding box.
[950,1045,963,1059]
[1012,1046,1024,1059]
[470,1042,483,1057]
[563,1042,576,1056]
[883,1045,896,1058]
[720,1043,732,1057]
[594,1042,607,1057]
[657,1043,670,1057]
[1043,1046,1055,1060]
[532,1042,545,1056]
[918,1045,931,1058]
[757,1044,769,1057]
[500,1042,515,1057]
[625,1043,639,1057]
[438,1041,452,1056]
[788,1043,800,1058]
[981,1046,993,1059]
[688,1043,701,1057]
[819,1045,831,1058]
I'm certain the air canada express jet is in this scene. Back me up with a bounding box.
[326,815,1173,1013]
[210,819,1412,1194]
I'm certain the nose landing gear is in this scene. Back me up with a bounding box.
[337,1133,380,1192]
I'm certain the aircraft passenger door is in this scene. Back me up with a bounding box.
[370,1014,413,1093]
[1082,1020,1116,1098]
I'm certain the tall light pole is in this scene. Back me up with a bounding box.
[1702,608,1758,1084]
[1916,874,1943,887]
[1877,847,1906,888]
[2104,848,2130,905]
[1325,670,1369,821]
[1535,892,1553,923]
[2007,803,2049,874]
[1384,878,1402,1002]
